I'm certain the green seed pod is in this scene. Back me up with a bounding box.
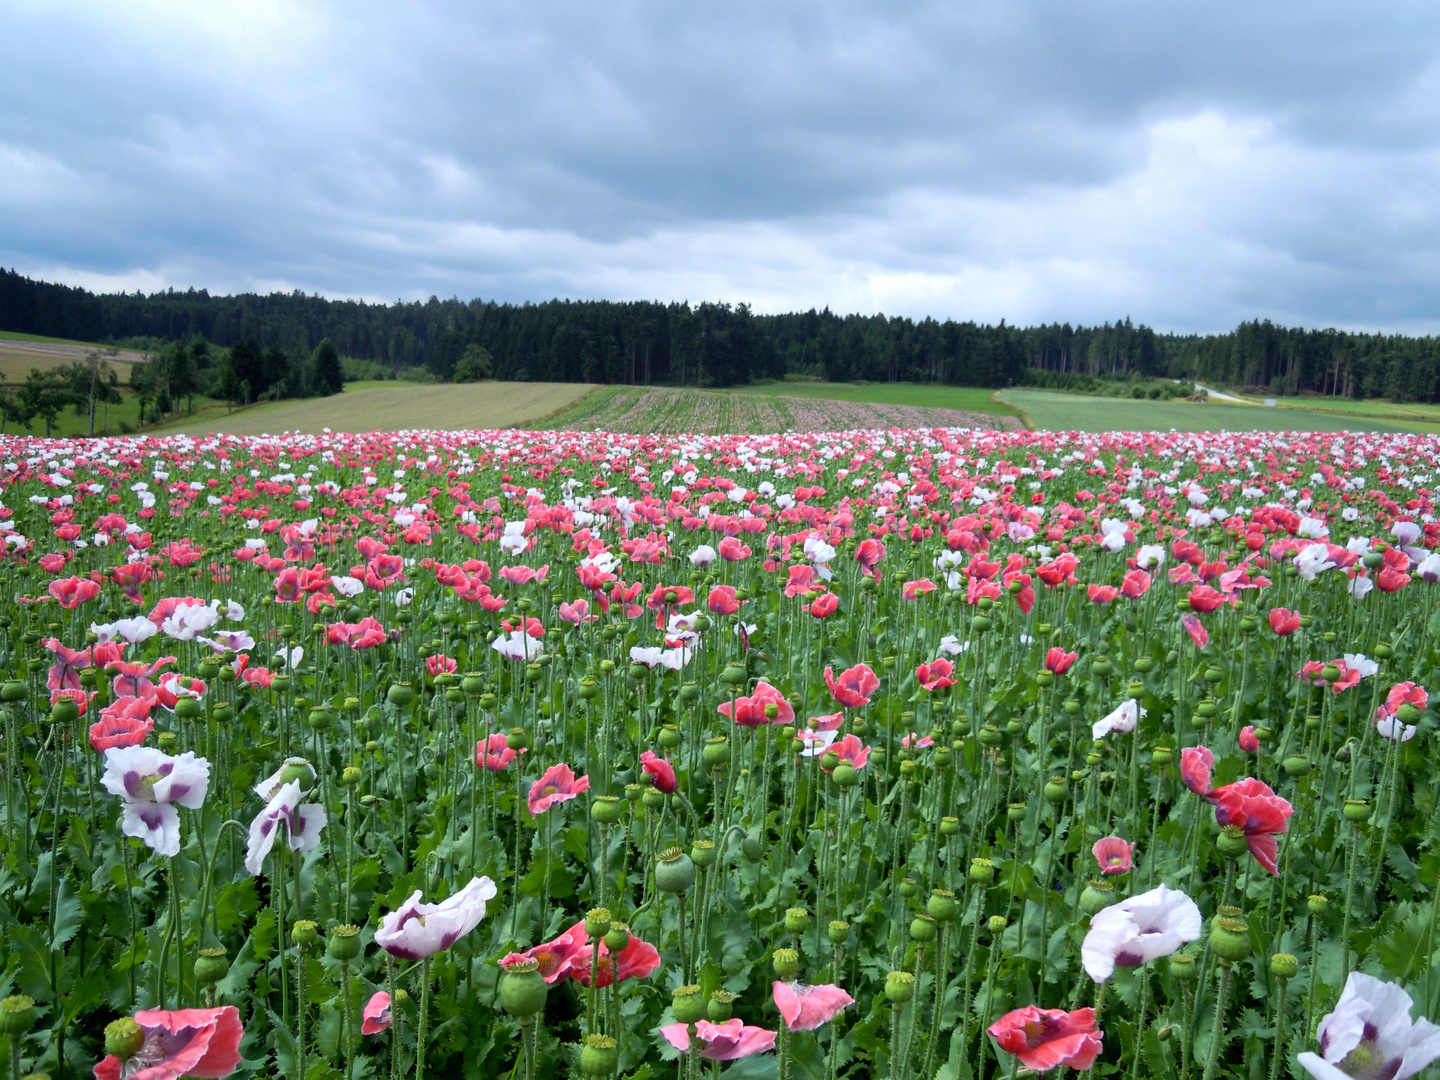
[102,1015,143,1058]
[278,758,316,793]
[969,858,995,886]
[499,959,548,1017]
[707,991,735,1022]
[939,816,960,836]
[1308,894,1328,915]
[1209,915,1251,962]
[342,766,362,787]
[832,763,860,788]
[884,971,916,1003]
[194,947,230,986]
[971,614,992,632]
[0,682,28,704]
[641,788,666,810]
[827,920,850,945]
[719,663,748,686]
[591,795,623,824]
[1282,755,1311,777]
[1374,643,1394,660]
[583,908,612,939]
[0,995,38,1037]
[1007,803,1026,823]
[291,920,320,948]
[1321,663,1342,683]
[387,682,414,707]
[702,737,731,767]
[672,985,706,1024]
[978,724,1004,747]
[1133,657,1154,674]
[655,848,696,893]
[1092,657,1114,677]
[898,878,918,898]
[772,948,800,979]
[1043,776,1068,804]
[657,724,682,750]
[1216,825,1250,859]
[1080,880,1117,915]
[1343,799,1372,823]
[987,915,1008,936]
[909,914,937,942]
[580,1034,619,1077]
[926,889,957,922]
[1397,702,1421,724]
[784,908,811,935]
[328,925,362,961]
[603,925,631,952]
[1196,698,1218,718]
[506,728,529,751]
[307,706,333,732]
[50,698,79,725]
[1270,953,1298,979]
[1169,954,1197,982]
[1036,669,1054,687]
[1006,717,1025,735]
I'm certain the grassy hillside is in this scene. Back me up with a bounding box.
[996,389,1429,433]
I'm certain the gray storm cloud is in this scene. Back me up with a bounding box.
[2,0,1439,331]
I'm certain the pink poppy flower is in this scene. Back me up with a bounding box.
[707,586,740,615]
[987,1006,1102,1072]
[825,734,871,771]
[501,919,589,984]
[901,578,936,600]
[660,1019,776,1060]
[807,712,844,732]
[361,992,392,1035]
[1239,725,1260,752]
[915,658,955,691]
[1210,777,1293,876]
[1092,836,1134,875]
[855,538,886,577]
[477,733,525,771]
[640,750,677,794]
[717,681,795,726]
[808,592,839,619]
[1181,614,1209,650]
[559,598,596,624]
[49,687,94,718]
[48,575,101,608]
[1044,648,1077,676]
[1268,607,1301,636]
[528,762,590,815]
[824,664,879,708]
[92,1006,243,1080]
[426,654,457,677]
[1087,584,1119,605]
[1179,745,1214,796]
[772,981,854,1031]
[1120,569,1152,599]
[90,697,156,752]
[570,928,661,987]
[718,537,752,562]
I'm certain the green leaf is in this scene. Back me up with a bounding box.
[267,1009,300,1077]
[50,873,82,952]
[7,924,54,1000]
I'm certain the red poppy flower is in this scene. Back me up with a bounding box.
[362,992,392,1035]
[1181,614,1209,650]
[1120,569,1151,599]
[808,592,839,619]
[1180,745,1214,796]
[1186,585,1227,613]
[915,658,955,691]
[772,981,854,1031]
[48,575,101,609]
[1092,836,1134,875]
[1044,648,1077,676]
[987,1005,1103,1072]
[1087,584,1119,605]
[501,920,588,984]
[1268,607,1300,636]
[824,664,879,708]
[640,750,677,794]
[1238,726,1260,752]
[718,681,795,726]
[708,585,740,615]
[528,762,590,815]
[92,1007,243,1080]
[570,928,661,987]
[476,733,525,771]
[1210,777,1293,876]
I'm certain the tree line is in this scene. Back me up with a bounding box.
[6,268,1440,400]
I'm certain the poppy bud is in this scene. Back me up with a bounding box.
[603,925,631,951]
[655,847,696,893]
[707,991,735,1022]
[926,889,957,922]
[968,858,995,886]
[1343,799,1372,823]
[1216,825,1250,859]
[1209,915,1251,962]
[828,920,849,944]
[1397,702,1422,724]
[1169,953,1197,982]
[328,925,361,961]
[988,915,1008,936]
[910,914,937,942]
[741,834,763,862]
[1374,643,1394,660]
[387,682,414,707]
[884,971,916,1003]
[1080,880,1117,915]
[772,948,800,978]
[785,908,811,935]
[102,1015,142,1058]
[499,958,548,1017]
[672,985,706,1024]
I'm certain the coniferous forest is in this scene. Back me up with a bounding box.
[6,267,1440,402]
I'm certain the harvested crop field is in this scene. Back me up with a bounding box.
[152,380,598,435]
[545,385,1024,432]
[0,337,148,383]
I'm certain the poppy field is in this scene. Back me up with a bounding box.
[3,424,1440,1080]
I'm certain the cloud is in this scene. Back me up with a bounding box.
[2,1,1440,331]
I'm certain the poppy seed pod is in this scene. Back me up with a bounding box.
[968,858,995,886]
[1343,799,1372,823]
[926,890,957,922]
[499,959,548,1017]
[1308,894,1328,914]
[1282,755,1311,777]
[978,724,1004,747]
[1007,803,1026,823]
[1216,825,1250,859]
[603,925,630,952]
[828,920,850,944]
[884,971,916,1004]
[328,925,361,961]
[102,1015,143,1058]
[1080,879,1117,915]
[655,848,695,893]
[291,920,320,948]
[194,947,231,985]
[1043,776,1068,804]
[939,816,960,836]
[672,985,706,1024]
[1036,669,1054,687]
[1,682,28,704]
[1006,718,1025,735]
[50,698,79,725]
[591,796,622,824]
[1152,746,1173,766]
[1092,657,1114,677]
[719,663,748,686]
[1209,915,1251,962]
[819,750,840,771]
[387,682,414,707]
[772,948,800,978]
[1064,698,1082,715]
[691,840,716,867]
[785,908,811,935]
[641,788,665,810]
[987,915,1008,936]
[1374,642,1394,660]
[898,878,918,898]
[1270,953,1298,979]
[1169,954,1198,982]
[707,991,735,1022]
[506,728,528,751]
[910,914,937,942]
[702,737,730,767]
[832,763,859,788]
[1397,702,1422,724]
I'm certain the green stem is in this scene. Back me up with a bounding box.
[1201,963,1233,1080]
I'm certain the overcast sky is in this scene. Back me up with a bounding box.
[3,1,1439,332]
